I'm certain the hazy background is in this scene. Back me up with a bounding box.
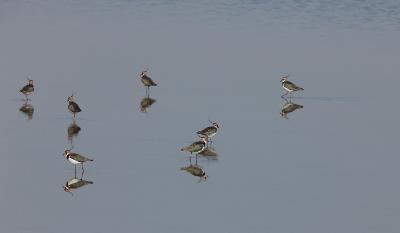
[1,1,400,232]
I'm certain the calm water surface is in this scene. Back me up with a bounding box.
[1,1,400,233]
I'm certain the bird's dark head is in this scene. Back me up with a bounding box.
[200,135,208,142]
[63,150,71,157]
[27,78,33,85]
[63,186,73,195]
[199,173,208,182]
[67,94,75,103]
[212,122,220,128]
[140,69,149,77]
[281,75,289,83]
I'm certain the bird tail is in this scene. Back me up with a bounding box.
[181,146,189,152]
[299,87,304,90]
[88,158,94,161]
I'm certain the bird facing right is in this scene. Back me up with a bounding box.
[20,78,34,100]
[197,121,220,143]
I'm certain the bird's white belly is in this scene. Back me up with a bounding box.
[68,158,81,164]
[282,85,293,92]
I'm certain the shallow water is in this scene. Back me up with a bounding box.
[1,1,400,233]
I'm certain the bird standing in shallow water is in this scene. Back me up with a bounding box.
[280,75,304,97]
[197,121,220,144]
[63,150,93,174]
[67,94,82,118]
[20,78,34,100]
[140,69,157,96]
[180,136,208,155]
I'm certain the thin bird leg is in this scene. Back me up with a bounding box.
[281,92,288,98]
[195,154,198,165]
[74,165,77,178]
[81,163,85,176]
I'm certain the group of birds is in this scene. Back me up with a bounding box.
[19,70,304,185]
[179,121,221,181]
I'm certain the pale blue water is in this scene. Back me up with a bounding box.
[1,1,400,233]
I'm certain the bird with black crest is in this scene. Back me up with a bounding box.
[280,75,304,97]
[67,94,82,118]
[140,69,157,96]
[197,120,220,145]
[20,78,34,100]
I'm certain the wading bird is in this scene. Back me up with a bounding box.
[197,121,220,144]
[67,94,82,118]
[140,69,157,96]
[180,135,208,155]
[63,149,93,173]
[20,78,34,100]
[280,75,304,97]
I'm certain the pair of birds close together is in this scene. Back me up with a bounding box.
[180,121,220,155]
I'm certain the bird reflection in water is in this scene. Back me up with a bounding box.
[181,156,208,182]
[67,119,81,145]
[63,172,94,196]
[140,96,157,113]
[280,96,303,119]
[19,100,34,120]
[199,146,218,161]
